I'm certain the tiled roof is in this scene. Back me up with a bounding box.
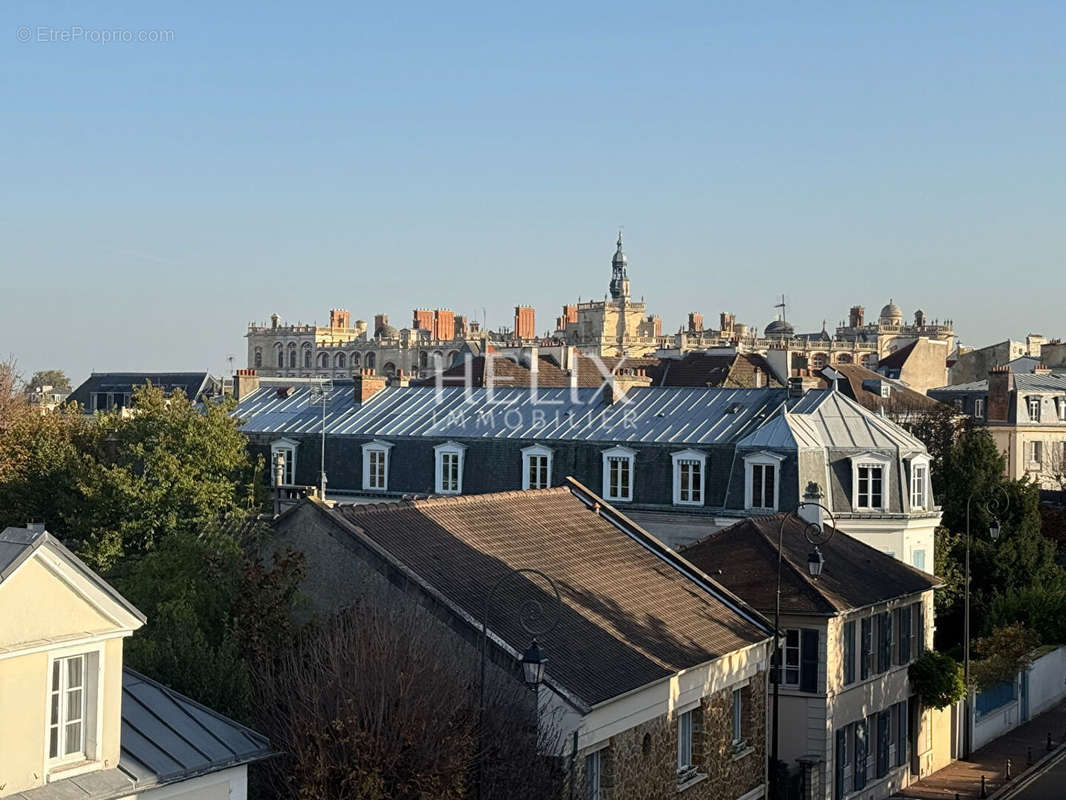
[648,353,781,388]
[67,372,217,409]
[323,482,772,706]
[680,515,941,614]
[13,669,272,799]
[819,364,944,414]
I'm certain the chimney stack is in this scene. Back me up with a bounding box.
[234,368,260,401]
[987,365,1013,421]
[354,368,388,404]
[798,482,826,530]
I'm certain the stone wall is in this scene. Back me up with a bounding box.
[574,672,766,800]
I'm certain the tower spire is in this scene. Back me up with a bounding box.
[609,229,630,301]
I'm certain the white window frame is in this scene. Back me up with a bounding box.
[521,444,553,491]
[585,750,602,800]
[911,548,926,571]
[361,440,393,492]
[1029,440,1043,466]
[434,441,467,495]
[850,452,892,512]
[43,643,104,777]
[677,708,694,775]
[270,438,299,486]
[1028,396,1042,422]
[732,687,744,745]
[671,448,707,506]
[909,455,930,511]
[974,397,985,419]
[782,628,802,688]
[602,446,636,503]
[744,451,784,512]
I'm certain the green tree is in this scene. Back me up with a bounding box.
[987,585,1066,645]
[27,369,72,393]
[908,651,965,709]
[971,622,1040,689]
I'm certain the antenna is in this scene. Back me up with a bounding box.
[774,294,788,322]
[309,379,333,499]
[226,354,235,377]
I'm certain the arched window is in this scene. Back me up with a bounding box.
[810,353,828,370]
[350,351,361,368]
[287,344,297,369]
[836,353,853,364]
[335,352,346,368]
[419,351,428,369]
[254,348,263,368]
[366,352,376,369]
[275,344,284,368]
[861,354,876,368]
[317,352,329,368]
[383,361,397,377]
[447,350,460,367]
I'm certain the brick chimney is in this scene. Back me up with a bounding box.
[354,368,388,404]
[1034,364,1052,375]
[391,369,411,387]
[603,370,652,405]
[987,365,1013,422]
[233,368,260,401]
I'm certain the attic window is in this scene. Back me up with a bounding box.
[276,386,293,398]
[880,384,891,399]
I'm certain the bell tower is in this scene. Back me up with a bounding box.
[608,230,630,301]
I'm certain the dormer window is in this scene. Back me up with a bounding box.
[671,449,707,506]
[909,456,930,511]
[1028,396,1041,422]
[744,452,784,512]
[602,446,636,502]
[270,439,298,485]
[974,397,985,419]
[521,445,553,490]
[851,453,891,512]
[361,440,393,492]
[47,648,101,770]
[434,441,467,495]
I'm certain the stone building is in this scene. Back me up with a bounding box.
[683,513,942,800]
[271,482,775,800]
[233,375,941,567]
[552,232,663,357]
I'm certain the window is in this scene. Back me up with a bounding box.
[602,446,635,502]
[288,346,297,369]
[860,617,873,680]
[783,629,801,686]
[49,654,87,761]
[275,346,284,368]
[974,397,985,419]
[834,727,850,800]
[913,601,925,655]
[1029,440,1043,465]
[585,751,601,800]
[853,720,868,790]
[912,549,926,571]
[271,439,297,485]
[876,710,891,778]
[1028,396,1041,422]
[521,445,553,491]
[361,441,393,492]
[857,465,884,509]
[778,628,819,692]
[745,452,783,511]
[672,449,706,505]
[894,701,909,768]
[92,392,110,412]
[335,352,346,369]
[254,348,263,368]
[843,620,856,686]
[910,462,928,510]
[434,442,467,495]
[304,348,313,369]
[732,688,744,745]
[677,709,694,776]
[897,605,912,665]
[877,611,893,673]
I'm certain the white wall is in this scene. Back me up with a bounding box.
[971,647,1066,752]
[133,766,247,799]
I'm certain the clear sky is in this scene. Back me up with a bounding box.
[3,1,1064,383]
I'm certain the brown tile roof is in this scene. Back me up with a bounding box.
[680,515,941,615]
[649,353,782,388]
[413,354,659,388]
[324,482,771,706]
[820,364,945,415]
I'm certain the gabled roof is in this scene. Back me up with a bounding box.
[648,352,782,388]
[12,669,272,800]
[818,364,945,415]
[681,515,941,615]
[318,481,772,707]
[875,341,917,370]
[67,372,218,409]
[0,527,146,626]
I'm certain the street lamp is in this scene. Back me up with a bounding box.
[962,485,1010,759]
[478,568,561,800]
[770,486,837,800]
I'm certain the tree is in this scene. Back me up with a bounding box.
[971,622,1040,689]
[254,602,565,800]
[896,403,964,497]
[908,651,965,709]
[987,584,1066,645]
[0,357,28,431]
[0,383,260,571]
[27,369,71,393]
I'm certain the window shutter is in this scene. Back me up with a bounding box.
[800,629,819,693]
[835,729,846,800]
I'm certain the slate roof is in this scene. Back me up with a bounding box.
[67,372,218,409]
[875,341,917,370]
[12,669,272,799]
[647,352,782,388]
[680,515,941,615]
[0,527,146,625]
[410,354,629,388]
[322,482,772,707]
[1013,372,1066,393]
[929,380,988,394]
[235,384,790,446]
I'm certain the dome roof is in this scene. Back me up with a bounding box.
[375,323,399,339]
[765,319,795,336]
[880,300,903,320]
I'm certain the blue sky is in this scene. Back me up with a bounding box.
[3,1,1064,382]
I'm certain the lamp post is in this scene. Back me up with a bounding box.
[478,567,561,800]
[770,489,837,800]
[962,485,1009,759]
[309,379,332,499]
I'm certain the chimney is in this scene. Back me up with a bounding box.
[525,346,539,373]
[354,368,388,404]
[234,368,260,401]
[1034,364,1051,375]
[391,369,411,387]
[798,482,826,530]
[603,372,652,405]
[788,376,806,398]
[26,521,46,534]
[987,365,1013,422]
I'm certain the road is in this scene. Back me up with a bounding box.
[1003,751,1066,799]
